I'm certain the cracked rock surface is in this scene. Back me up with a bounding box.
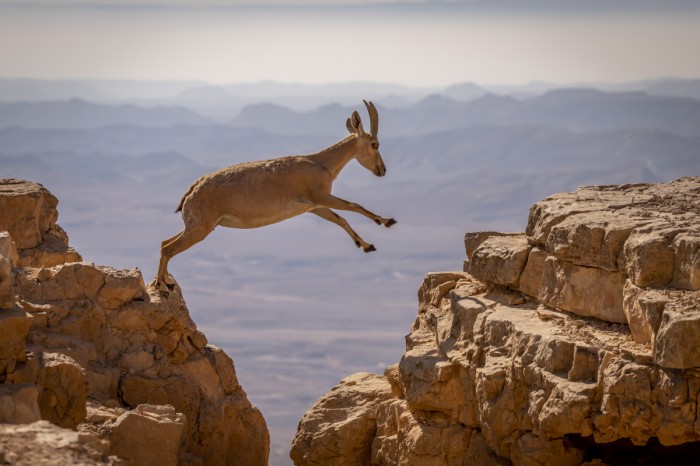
[0,179,269,465]
[292,177,700,465]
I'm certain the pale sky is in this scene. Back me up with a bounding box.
[1,1,699,86]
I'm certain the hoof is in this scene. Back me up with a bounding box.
[152,275,176,292]
[364,244,377,253]
[386,218,397,228]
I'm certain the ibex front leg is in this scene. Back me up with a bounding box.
[311,208,377,252]
[315,194,396,228]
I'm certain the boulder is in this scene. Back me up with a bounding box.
[0,308,33,375]
[468,234,531,288]
[35,351,87,429]
[0,420,112,465]
[0,383,41,424]
[109,404,185,466]
[0,231,17,309]
[291,372,393,466]
[0,178,81,267]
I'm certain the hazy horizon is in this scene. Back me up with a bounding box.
[2,0,699,87]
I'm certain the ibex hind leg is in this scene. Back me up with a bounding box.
[157,225,212,287]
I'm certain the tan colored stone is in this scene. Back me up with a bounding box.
[654,308,700,369]
[295,178,700,465]
[291,372,393,466]
[510,433,584,466]
[537,255,627,323]
[0,179,58,250]
[372,398,507,466]
[97,267,146,309]
[399,350,470,423]
[0,232,17,309]
[36,351,87,429]
[464,231,523,261]
[417,271,471,313]
[672,233,700,290]
[0,180,269,465]
[0,179,81,268]
[205,345,240,395]
[468,234,531,288]
[546,211,647,271]
[86,364,121,401]
[0,308,32,374]
[624,224,678,288]
[0,420,113,465]
[519,246,547,299]
[622,280,668,345]
[220,393,270,466]
[109,404,185,466]
[0,383,41,423]
[17,230,82,268]
[0,231,18,264]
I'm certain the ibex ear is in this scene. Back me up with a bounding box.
[346,111,364,135]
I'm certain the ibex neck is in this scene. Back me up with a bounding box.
[311,135,357,180]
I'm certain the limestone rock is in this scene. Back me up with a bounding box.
[0,178,81,267]
[533,253,627,323]
[0,231,17,309]
[527,177,700,291]
[0,307,33,376]
[293,177,700,465]
[0,179,58,250]
[652,291,700,369]
[622,280,668,345]
[0,383,41,424]
[35,351,88,429]
[372,398,507,466]
[0,420,114,465]
[291,372,393,466]
[468,234,531,288]
[109,404,185,466]
[0,179,269,465]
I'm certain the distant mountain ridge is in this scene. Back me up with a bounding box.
[229,89,700,138]
[0,98,211,129]
[1,77,699,120]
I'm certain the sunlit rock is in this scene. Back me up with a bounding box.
[293,177,700,465]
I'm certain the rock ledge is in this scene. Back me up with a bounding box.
[1,179,269,465]
[292,177,700,465]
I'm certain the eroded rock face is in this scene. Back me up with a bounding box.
[0,179,269,465]
[0,179,81,267]
[109,404,186,466]
[0,420,114,465]
[293,178,700,465]
[291,373,394,466]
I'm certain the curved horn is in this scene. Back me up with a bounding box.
[363,100,379,137]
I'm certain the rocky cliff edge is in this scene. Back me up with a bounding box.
[0,179,269,465]
[291,177,700,465]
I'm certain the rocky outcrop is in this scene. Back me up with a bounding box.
[292,177,700,465]
[0,179,81,267]
[0,179,269,465]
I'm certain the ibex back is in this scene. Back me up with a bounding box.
[155,100,396,288]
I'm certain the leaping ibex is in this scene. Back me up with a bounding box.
[155,100,396,288]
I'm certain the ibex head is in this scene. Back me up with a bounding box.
[346,100,386,177]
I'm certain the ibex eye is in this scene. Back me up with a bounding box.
[372,143,379,150]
